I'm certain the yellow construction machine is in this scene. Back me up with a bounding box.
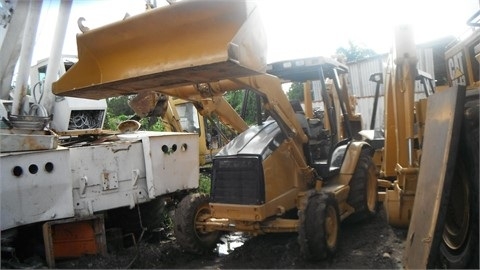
[375,20,479,268]
[127,91,244,167]
[53,0,377,260]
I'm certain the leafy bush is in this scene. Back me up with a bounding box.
[139,118,165,131]
[199,173,211,194]
[104,112,131,130]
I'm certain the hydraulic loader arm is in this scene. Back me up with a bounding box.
[194,95,249,133]
[230,74,309,144]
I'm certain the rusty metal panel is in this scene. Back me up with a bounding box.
[70,131,199,215]
[0,130,58,152]
[69,140,148,217]
[43,214,107,268]
[403,85,466,269]
[1,147,74,230]
[141,132,199,198]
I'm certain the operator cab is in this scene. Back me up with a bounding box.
[267,56,358,179]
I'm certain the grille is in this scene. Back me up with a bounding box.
[211,156,265,205]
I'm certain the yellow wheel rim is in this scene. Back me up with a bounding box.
[325,205,339,249]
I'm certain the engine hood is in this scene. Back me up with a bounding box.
[215,120,285,159]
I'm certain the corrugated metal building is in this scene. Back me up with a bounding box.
[310,37,453,130]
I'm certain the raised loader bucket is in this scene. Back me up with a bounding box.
[53,0,266,100]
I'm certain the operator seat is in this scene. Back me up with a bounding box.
[289,100,311,137]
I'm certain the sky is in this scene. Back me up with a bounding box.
[26,0,480,65]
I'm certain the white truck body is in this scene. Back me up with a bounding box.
[1,131,199,231]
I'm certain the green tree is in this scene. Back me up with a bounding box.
[224,89,259,125]
[103,96,133,130]
[336,40,377,62]
[106,96,135,116]
[286,82,304,101]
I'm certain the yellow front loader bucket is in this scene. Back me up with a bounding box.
[53,0,266,100]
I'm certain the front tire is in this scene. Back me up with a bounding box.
[298,191,340,261]
[174,193,221,254]
[346,148,378,223]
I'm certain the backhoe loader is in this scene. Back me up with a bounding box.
[127,91,242,167]
[374,22,479,268]
[52,0,377,260]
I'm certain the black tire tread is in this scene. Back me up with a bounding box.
[298,191,340,261]
[438,94,479,268]
[346,148,377,223]
[174,193,220,254]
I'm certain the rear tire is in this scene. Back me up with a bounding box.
[174,193,221,254]
[298,191,340,261]
[105,197,167,241]
[438,96,479,268]
[346,148,378,223]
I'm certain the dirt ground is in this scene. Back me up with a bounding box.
[54,206,407,269]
